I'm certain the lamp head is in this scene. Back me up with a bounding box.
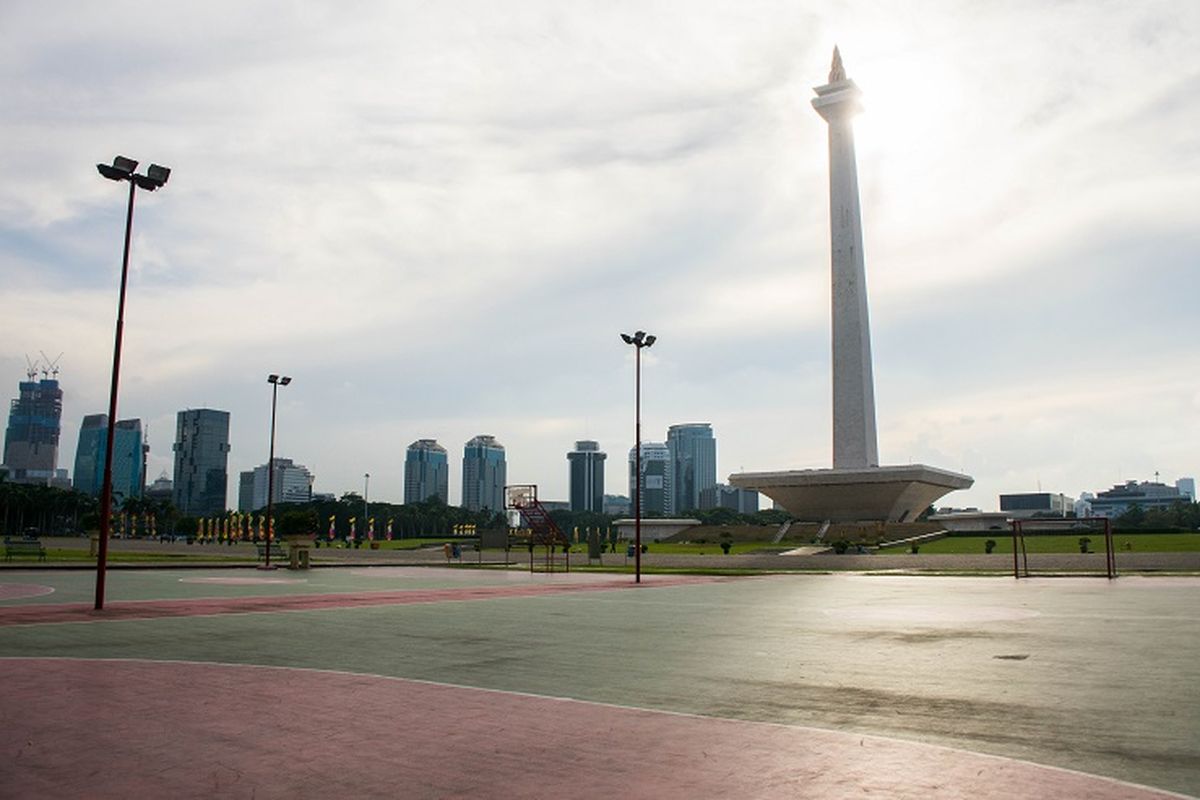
[620,333,634,345]
[268,374,280,384]
[644,334,656,347]
[97,156,137,182]
[132,174,160,191]
[146,164,171,187]
[280,376,292,386]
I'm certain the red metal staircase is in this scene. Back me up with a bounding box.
[505,485,570,572]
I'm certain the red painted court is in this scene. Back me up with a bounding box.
[4,657,1182,800]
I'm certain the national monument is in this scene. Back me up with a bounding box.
[730,49,973,522]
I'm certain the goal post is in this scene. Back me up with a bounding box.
[1011,516,1116,579]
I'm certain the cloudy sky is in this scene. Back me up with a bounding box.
[2,0,1197,510]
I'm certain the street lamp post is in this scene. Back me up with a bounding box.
[262,374,292,570]
[94,156,170,611]
[620,330,656,584]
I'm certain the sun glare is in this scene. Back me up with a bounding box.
[849,44,966,170]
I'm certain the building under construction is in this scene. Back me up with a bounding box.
[2,356,65,486]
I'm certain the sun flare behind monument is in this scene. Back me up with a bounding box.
[730,48,972,523]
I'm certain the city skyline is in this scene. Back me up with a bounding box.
[3,3,1198,510]
[5,365,1198,513]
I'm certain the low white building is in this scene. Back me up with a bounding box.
[928,510,1010,533]
[998,492,1074,518]
[613,518,701,542]
[1088,480,1187,519]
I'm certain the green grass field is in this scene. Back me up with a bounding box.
[632,542,781,556]
[878,533,1200,554]
[320,538,454,551]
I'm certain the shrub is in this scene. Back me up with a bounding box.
[832,540,849,554]
[1078,536,1091,553]
[909,543,920,554]
[985,539,997,554]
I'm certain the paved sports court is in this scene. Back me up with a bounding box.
[2,567,1197,798]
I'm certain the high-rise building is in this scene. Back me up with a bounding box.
[405,439,449,504]
[72,415,144,500]
[144,472,173,505]
[628,442,672,516]
[172,408,231,517]
[568,440,606,513]
[237,457,314,512]
[700,483,759,515]
[72,414,105,496]
[462,435,506,512]
[1176,478,1196,503]
[666,423,717,513]
[3,375,63,485]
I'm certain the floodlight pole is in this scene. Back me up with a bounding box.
[94,178,137,610]
[622,331,655,584]
[262,375,290,569]
[635,341,642,583]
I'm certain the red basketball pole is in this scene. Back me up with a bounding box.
[94,179,136,610]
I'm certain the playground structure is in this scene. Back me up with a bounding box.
[506,485,570,573]
[1011,516,1117,579]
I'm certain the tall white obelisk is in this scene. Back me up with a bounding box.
[812,47,879,470]
[729,48,972,523]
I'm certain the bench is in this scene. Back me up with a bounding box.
[255,543,286,561]
[4,538,47,562]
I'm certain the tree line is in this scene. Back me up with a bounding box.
[1114,501,1200,531]
[2,475,806,540]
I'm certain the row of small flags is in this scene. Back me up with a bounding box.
[103,513,157,538]
[512,526,614,543]
[193,513,274,543]
[326,516,393,542]
[109,516,618,544]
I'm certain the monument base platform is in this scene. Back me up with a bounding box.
[729,464,973,523]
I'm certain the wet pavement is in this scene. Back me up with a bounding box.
[1,569,1197,797]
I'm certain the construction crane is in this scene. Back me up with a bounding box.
[38,351,63,380]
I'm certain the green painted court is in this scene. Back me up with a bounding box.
[2,567,1197,798]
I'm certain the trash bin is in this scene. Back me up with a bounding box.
[287,540,312,570]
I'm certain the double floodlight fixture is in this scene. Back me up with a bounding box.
[96,155,171,191]
[621,330,656,348]
[268,374,292,386]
